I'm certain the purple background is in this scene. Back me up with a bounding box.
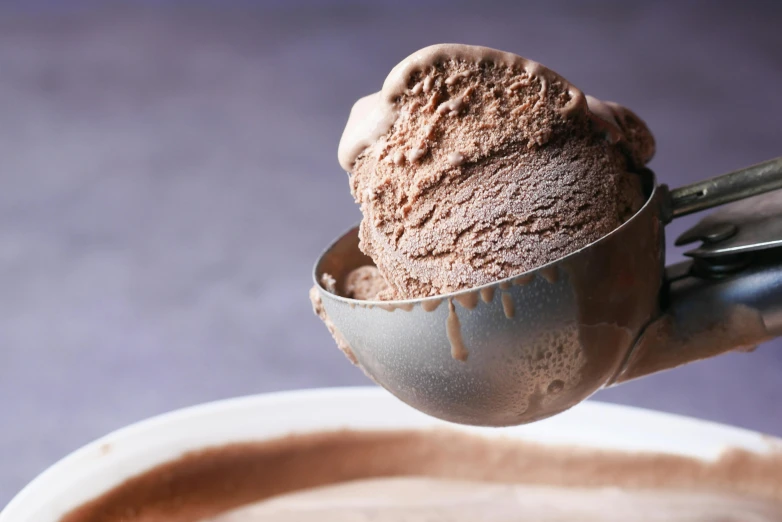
[1,0,781,506]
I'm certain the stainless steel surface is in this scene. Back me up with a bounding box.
[616,253,782,383]
[314,174,665,426]
[315,157,782,426]
[669,157,782,218]
[675,189,782,259]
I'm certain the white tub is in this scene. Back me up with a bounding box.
[3,387,780,521]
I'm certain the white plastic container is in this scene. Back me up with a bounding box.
[3,387,780,521]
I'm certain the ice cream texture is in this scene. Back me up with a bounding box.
[209,477,782,522]
[336,43,654,299]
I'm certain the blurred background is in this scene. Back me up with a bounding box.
[2,0,781,506]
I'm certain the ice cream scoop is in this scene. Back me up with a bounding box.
[312,157,782,426]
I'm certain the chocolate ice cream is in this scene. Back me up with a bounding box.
[337,44,654,299]
[63,430,782,522]
[344,265,390,300]
[211,478,782,521]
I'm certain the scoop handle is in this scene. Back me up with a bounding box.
[614,253,782,384]
[669,157,782,219]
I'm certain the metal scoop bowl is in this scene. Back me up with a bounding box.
[312,158,782,426]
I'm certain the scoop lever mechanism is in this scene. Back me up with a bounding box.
[615,157,782,384]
